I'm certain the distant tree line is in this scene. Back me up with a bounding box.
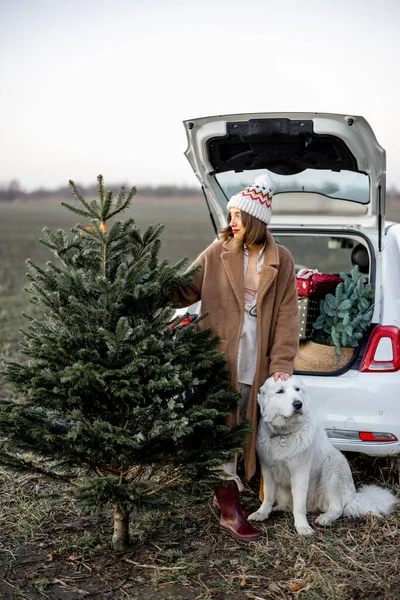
[2,179,400,203]
[0,180,202,202]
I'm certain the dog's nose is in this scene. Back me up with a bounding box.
[293,400,303,411]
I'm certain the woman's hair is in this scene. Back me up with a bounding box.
[219,210,268,246]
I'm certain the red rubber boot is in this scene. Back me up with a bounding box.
[213,482,261,541]
[212,495,252,517]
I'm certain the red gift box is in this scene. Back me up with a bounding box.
[296,270,343,297]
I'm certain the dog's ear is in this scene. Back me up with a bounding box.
[258,376,275,398]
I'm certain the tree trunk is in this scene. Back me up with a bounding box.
[112,504,130,551]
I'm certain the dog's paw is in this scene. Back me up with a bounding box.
[272,504,293,513]
[248,509,270,522]
[315,513,334,526]
[295,524,315,536]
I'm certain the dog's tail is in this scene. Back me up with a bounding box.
[343,485,397,518]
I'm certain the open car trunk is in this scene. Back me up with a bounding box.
[271,229,376,374]
[183,112,386,375]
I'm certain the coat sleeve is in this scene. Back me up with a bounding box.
[268,254,299,375]
[168,252,205,308]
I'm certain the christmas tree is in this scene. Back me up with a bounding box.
[0,176,249,550]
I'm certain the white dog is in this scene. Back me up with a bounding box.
[248,376,397,535]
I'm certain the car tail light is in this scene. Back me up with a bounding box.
[359,431,398,442]
[360,326,400,372]
[326,429,398,442]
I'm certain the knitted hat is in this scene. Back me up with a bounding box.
[227,173,276,225]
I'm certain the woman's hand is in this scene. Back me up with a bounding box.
[272,372,291,382]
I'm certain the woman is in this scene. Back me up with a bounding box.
[171,174,299,540]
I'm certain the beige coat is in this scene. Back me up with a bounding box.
[171,230,299,480]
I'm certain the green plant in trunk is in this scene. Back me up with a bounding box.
[0,175,249,551]
[312,265,374,365]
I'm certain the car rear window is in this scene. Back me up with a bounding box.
[216,168,369,205]
[272,234,369,276]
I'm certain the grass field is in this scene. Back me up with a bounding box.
[1,197,400,600]
[0,197,215,363]
[0,197,215,295]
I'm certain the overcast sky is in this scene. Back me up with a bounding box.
[1,0,399,191]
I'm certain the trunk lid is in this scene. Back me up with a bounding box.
[184,113,386,242]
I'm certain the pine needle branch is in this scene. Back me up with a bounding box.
[67,179,97,216]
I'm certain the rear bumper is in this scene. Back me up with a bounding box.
[300,370,400,457]
[326,438,400,456]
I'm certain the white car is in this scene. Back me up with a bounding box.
[181,112,400,458]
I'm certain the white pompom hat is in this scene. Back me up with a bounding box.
[227,173,276,225]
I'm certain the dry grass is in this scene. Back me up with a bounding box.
[0,462,399,600]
